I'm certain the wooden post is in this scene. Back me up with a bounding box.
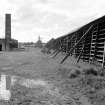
[60,25,93,64]
[102,42,105,68]
[52,50,61,58]
[77,44,85,63]
[89,26,95,63]
[92,24,98,62]
[52,49,58,55]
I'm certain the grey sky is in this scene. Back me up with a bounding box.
[0,0,105,42]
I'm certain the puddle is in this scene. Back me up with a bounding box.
[20,79,47,88]
[1,67,13,70]
[0,74,11,101]
[0,73,59,102]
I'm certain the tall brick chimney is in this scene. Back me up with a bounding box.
[5,14,11,40]
[5,14,11,50]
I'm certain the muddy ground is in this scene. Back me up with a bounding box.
[0,48,105,105]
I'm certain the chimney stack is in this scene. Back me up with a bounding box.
[5,14,11,50]
[5,14,11,40]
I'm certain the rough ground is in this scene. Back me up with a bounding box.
[0,48,104,105]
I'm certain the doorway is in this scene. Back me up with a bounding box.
[0,44,2,51]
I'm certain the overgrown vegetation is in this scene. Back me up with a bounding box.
[57,66,105,105]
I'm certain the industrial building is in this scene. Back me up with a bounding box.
[0,14,18,51]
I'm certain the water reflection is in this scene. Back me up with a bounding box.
[0,73,48,101]
[0,74,11,101]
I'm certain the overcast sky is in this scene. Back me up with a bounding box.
[0,0,105,42]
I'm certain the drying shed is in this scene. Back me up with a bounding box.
[45,15,105,67]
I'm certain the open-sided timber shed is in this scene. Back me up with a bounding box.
[45,15,105,67]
